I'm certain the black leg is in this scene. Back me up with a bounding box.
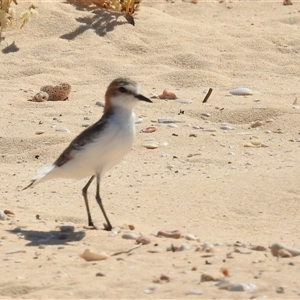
[95,174,112,231]
[82,175,95,227]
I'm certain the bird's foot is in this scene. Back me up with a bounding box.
[103,223,112,231]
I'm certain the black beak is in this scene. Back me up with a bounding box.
[135,94,152,103]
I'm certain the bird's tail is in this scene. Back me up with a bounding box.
[23,165,55,190]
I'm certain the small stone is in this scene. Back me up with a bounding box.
[121,233,137,240]
[175,98,192,104]
[227,283,258,292]
[4,210,15,216]
[0,211,7,221]
[79,249,109,261]
[157,230,181,239]
[251,121,264,128]
[60,225,75,233]
[220,125,234,130]
[158,118,183,124]
[35,131,45,135]
[230,88,254,96]
[185,233,199,241]
[142,140,159,149]
[128,224,135,230]
[136,235,151,245]
[189,133,197,137]
[160,274,170,281]
[148,247,163,253]
[186,290,203,295]
[96,272,105,277]
[55,128,70,133]
[141,126,157,133]
[276,287,285,294]
[201,113,211,117]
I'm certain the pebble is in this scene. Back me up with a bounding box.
[143,286,157,294]
[276,287,285,294]
[141,126,157,133]
[6,248,26,254]
[202,128,217,132]
[251,121,264,128]
[55,128,70,133]
[35,131,45,135]
[0,211,7,221]
[185,233,200,241]
[142,140,159,149]
[174,98,193,104]
[59,225,75,233]
[79,249,109,261]
[95,100,105,107]
[158,118,183,124]
[230,88,254,96]
[227,283,258,292]
[121,233,137,240]
[148,247,163,253]
[220,125,234,130]
[201,113,211,117]
[186,290,203,295]
[167,124,178,128]
[136,235,151,245]
[135,118,143,124]
[4,210,14,216]
[157,230,181,239]
[270,242,300,257]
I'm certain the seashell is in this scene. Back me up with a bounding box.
[141,126,157,133]
[229,88,254,96]
[158,89,178,100]
[121,233,137,240]
[142,140,159,149]
[30,91,49,102]
[185,233,200,241]
[40,83,71,101]
[220,125,234,130]
[157,230,181,239]
[79,249,109,261]
[136,235,151,245]
[270,242,300,257]
[0,211,7,221]
[158,118,183,124]
[251,121,264,128]
[227,283,258,292]
[186,290,203,295]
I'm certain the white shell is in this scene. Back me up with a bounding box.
[0,211,7,221]
[230,88,254,96]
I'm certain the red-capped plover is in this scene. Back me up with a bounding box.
[24,77,152,231]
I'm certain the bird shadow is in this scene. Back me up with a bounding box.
[60,2,129,39]
[7,228,86,246]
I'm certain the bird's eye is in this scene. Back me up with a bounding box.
[118,87,127,93]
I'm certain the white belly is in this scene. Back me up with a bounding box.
[51,114,136,180]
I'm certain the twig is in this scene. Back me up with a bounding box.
[202,88,213,103]
[111,243,142,256]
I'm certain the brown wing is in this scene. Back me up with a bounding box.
[54,115,109,167]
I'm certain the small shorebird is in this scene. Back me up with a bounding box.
[24,78,152,231]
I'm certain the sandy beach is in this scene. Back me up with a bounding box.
[0,0,300,298]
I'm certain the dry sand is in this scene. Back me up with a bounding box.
[0,0,300,298]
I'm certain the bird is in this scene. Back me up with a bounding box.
[23,77,152,231]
